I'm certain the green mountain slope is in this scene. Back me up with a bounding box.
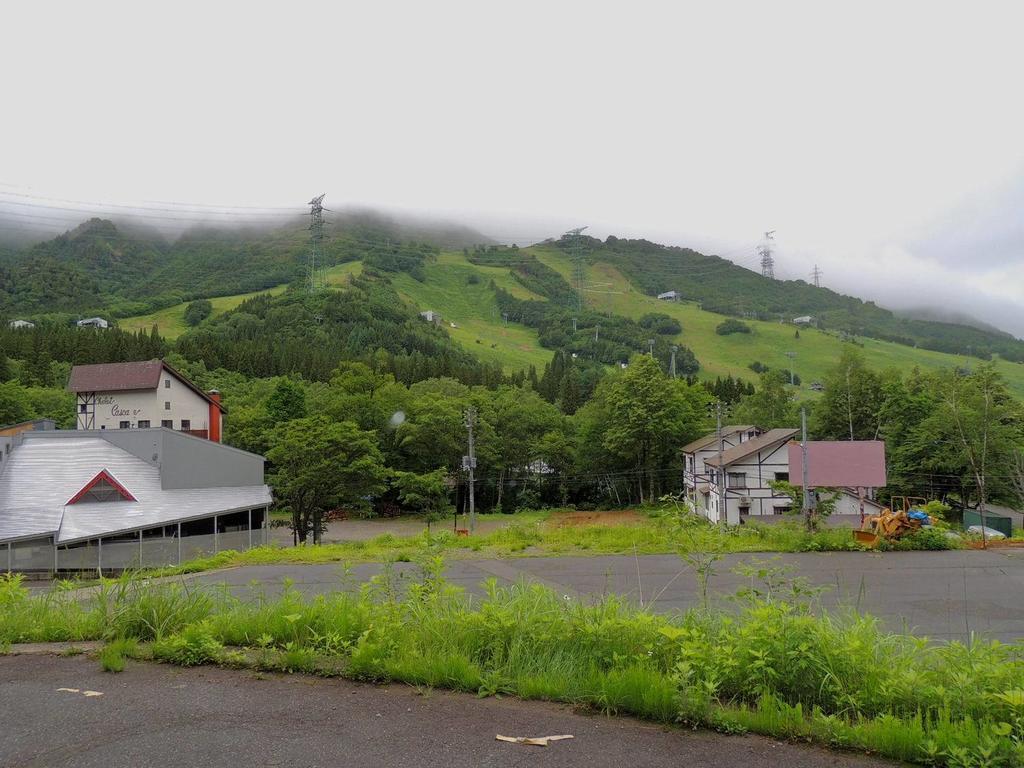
[384,247,1024,399]
[563,236,1024,362]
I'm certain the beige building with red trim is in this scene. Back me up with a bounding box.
[68,360,224,441]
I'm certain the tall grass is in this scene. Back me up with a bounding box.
[2,563,1017,767]
[150,510,952,577]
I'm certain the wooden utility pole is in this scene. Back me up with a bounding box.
[464,407,477,534]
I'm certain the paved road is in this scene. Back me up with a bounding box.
[0,654,890,768]
[186,549,1024,642]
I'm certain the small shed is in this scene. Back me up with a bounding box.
[657,290,680,301]
[76,317,110,329]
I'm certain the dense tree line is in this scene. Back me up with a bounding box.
[175,278,506,387]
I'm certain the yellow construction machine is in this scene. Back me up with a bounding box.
[854,496,929,547]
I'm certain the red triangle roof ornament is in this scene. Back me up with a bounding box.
[66,470,136,505]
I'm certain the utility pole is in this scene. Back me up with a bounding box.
[307,194,326,293]
[670,345,678,378]
[464,407,477,534]
[565,226,588,312]
[594,324,600,342]
[648,338,656,356]
[572,317,577,333]
[785,351,796,385]
[713,401,728,525]
[759,230,776,280]
[801,405,814,529]
[811,264,823,288]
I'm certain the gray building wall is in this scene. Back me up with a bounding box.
[102,429,264,489]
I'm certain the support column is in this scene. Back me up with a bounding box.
[5,541,10,573]
[53,539,58,575]
[265,507,269,545]
[97,538,103,578]
[177,522,182,565]
[248,509,252,549]
[214,515,219,554]
[138,530,143,569]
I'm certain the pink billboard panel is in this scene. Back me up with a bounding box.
[788,440,887,488]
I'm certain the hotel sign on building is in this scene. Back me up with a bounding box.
[68,360,225,441]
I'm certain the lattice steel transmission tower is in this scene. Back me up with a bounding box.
[759,230,776,280]
[811,264,823,288]
[307,194,327,292]
[565,226,588,312]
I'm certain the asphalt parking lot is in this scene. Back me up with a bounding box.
[0,654,892,768]
[184,549,1024,643]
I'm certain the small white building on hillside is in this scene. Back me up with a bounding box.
[657,290,680,301]
[9,320,35,329]
[419,310,442,324]
[68,360,225,441]
[76,317,110,329]
[792,315,814,325]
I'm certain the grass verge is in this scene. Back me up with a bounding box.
[159,508,955,577]
[1,558,1019,767]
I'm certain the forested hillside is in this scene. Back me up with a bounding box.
[0,212,489,321]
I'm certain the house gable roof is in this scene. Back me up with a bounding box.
[67,359,225,411]
[681,426,756,454]
[704,428,799,467]
[66,469,136,505]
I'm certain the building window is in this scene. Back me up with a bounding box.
[727,472,747,488]
[138,420,150,429]
[119,421,130,429]
[161,420,173,428]
[181,419,191,431]
[775,472,789,482]
[164,401,171,410]
[79,403,88,413]
[164,379,171,388]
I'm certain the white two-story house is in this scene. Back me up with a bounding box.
[698,428,799,525]
[68,360,225,442]
[682,425,761,510]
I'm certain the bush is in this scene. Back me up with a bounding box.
[466,273,481,285]
[716,319,751,335]
[183,299,213,327]
[638,312,682,335]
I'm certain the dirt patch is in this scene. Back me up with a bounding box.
[545,510,647,529]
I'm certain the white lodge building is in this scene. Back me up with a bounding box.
[683,427,798,525]
[69,360,224,441]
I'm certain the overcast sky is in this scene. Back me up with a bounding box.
[3,1,1023,335]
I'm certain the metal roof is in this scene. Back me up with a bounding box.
[704,428,799,467]
[0,435,270,544]
[681,426,756,454]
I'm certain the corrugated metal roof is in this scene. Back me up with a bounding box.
[705,428,798,467]
[681,426,756,454]
[0,435,271,544]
